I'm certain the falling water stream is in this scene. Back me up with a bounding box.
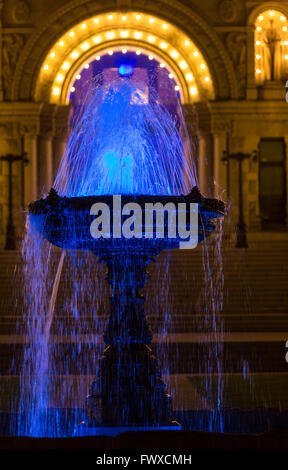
[10,80,227,436]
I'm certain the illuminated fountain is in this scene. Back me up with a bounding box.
[22,81,224,435]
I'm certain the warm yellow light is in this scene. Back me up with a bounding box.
[269,11,275,17]
[134,32,142,39]
[256,68,261,74]
[171,51,178,58]
[76,74,81,80]
[185,40,190,46]
[186,73,193,81]
[284,41,288,45]
[200,63,205,69]
[96,55,101,60]
[148,55,153,60]
[56,73,64,83]
[93,36,101,43]
[106,32,115,39]
[69,31,75,37]
[108,15,113,20]
[62,62,70,70]
[169,73,174,79]
[190,86,197,95]
[58,41,64,47]
[149,18,155,23]
[283,27,287,32]
[160,42,167,49]
[193,51,199,56]
[84,63,89,69]
[257,26,262,31]
[136,15,141,20]
[179,61,187,69]
[70,87,75,92]
[174,85,180,91]
[121,31,129,38]
[81,23,87,29]
[53,87,60,96]
[148,36,155,43]
[204,76,210,82]
[50,52,55,58]
[71,51,79,59]
[81,42,89,51]
[256,54,261,59]
[281,16,286,21]
[285,55,288,60]
[160,63,165,68]
[122,49,127,54]
[94,18,99,24]
[43,64,49,70]
[122,16,127,21]
[162,24,168,29]
[258,15,264,21]
[108,50,113,55]
[256,40,261,45]
[136,50,141,55]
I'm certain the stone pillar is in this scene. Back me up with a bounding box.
[213,131,227,199]
[198,132,213,196]
[22,131,38,204]
[246,25,257,100]
[53,105,70,181]
[38,104,56,195]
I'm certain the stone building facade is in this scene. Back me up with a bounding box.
[0,0,288,246]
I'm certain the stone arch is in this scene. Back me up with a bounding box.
[11,0,238,102]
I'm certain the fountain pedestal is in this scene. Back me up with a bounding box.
[85,250,178,428]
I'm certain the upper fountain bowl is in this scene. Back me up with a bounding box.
[28,186,225,255]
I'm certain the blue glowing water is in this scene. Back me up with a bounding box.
[8,80,231,437]
[54,81,197,197]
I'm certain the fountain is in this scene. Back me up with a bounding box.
[20,81,225,435]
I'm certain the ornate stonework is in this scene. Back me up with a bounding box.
[225,32,247,99]
[11,1,30,24]
[2,34,26,100]
[218,0,238,23]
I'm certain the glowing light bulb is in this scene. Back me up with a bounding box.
[269,11,275,16]
[136,15,141,20]
[93,36,101,43]
[94,18,99,24]
[281,16,286,21]
[108,50,113,55]
[122,49,127,54]
[160,63,165,68]
[70,87,75,92]
[69,31,75,37]
[256,40,261,45]
[257,26,262,31]
[185,40,190,46]
[284,41,288,45]
[169,73,174,79]
[71,51,79,59]
[76,74,81,80]
[190,86,197,95]
[121,31,129,38]
[148,36,155,43]
[56,74,64,83]
[108,15,113,20]
[106,32,115,39]
[193,51,199,56]
[179,61,187,69]
[62,62,70,70]
[59,41,64,46]
[84,63,90,69]
[81,23,87,29]
[43,64,49,70]
[160,42,167,49]
[186,73,193,81]
[134,32,142,39]
[149,18,155,23]
[81,42,89,50]
[258,15,264,21]
[200,63,205,69]
[122,16,127,21]
[204,76,210,82]
[95,55,101,60]
[283,27,287,31]
[174,85,180,91]
[53,87,60,96]
[171,50,178,58]
[256,54,261,59]
[162,24,168,29]
[136,50,141,55]
[50,52,55,58]
[285,55,288,60]
[148,55,153,60]
[256,69,261,74]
